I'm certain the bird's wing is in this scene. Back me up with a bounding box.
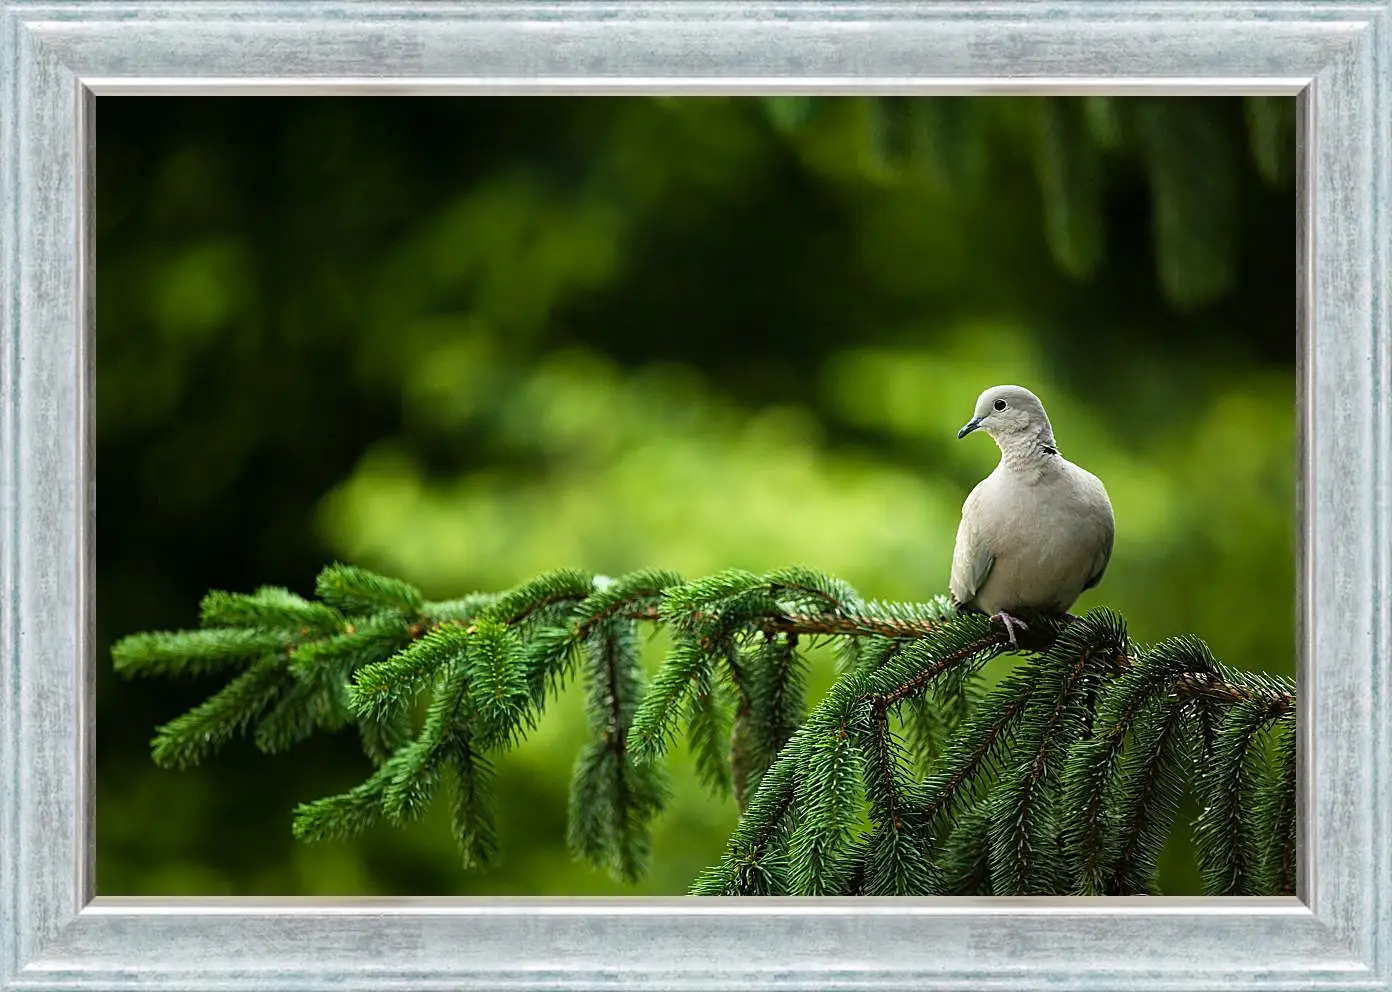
[950,483,996,607]
[1080,486,1115,592]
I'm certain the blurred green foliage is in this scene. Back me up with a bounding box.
[97,95,1294,897]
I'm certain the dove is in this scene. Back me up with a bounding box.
[949,385,1114,647]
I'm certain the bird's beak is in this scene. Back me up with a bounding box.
[957,417,983,439]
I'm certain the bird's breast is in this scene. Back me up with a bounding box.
[973,480,1110,615]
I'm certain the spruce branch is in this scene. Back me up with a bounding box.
[316,562,425,618]
[936,802,995,896]
[761,565,863,615]
[870,630,1001,707]
[199,586,344,634]
[786,718,865,896]
[1066,635,1220,894]
[149,656,289,769]
[423,592,501,624]
[254,676,345,755]
[690,746,801,895]
[480,567,597,635]
[576,569,686,636]
[292,758,396,844]
[917,665,1037,835]
[1172,671,1295,713]
[113,628,297,679]
[987,613,1123,895]
[686,669,735,796]
[464,618,529,748]
[380,647,473,824]
[1194,677,1290,895]
[737,633,808,806]
[566,617,668,882]
[900,662,983,772]
[660,569,779,638]
[631,604,956,642]
[357,703,413,767]
[1254,715,1298,896]
[859,814,937,896]
[1061,636,1211,893]
[1100,698,1192,895]
[699,610,999,894]
[490,570,624,716]
[628,633,717,762]
[859,701,937,895]
[288,613,416,714]
[118,563,1298,897]
[446,735,499,869]
[348,623,472,725]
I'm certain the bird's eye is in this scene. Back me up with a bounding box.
[993,399,1007,412]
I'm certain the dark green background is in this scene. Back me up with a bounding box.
[96,95,1295,896]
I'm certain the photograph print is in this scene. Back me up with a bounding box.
[99,94,1297,897]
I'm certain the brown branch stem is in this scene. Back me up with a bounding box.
[620,606,1294,716]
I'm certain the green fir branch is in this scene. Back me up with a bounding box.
[446,736,499,870]
[381,650,473,824]
[316,563,425,618]
[763,565,862,616]
[199,586,345,634]
[149,656,290,768]
[858,701,936,895]
[628,632,717,761]
[686,669,735,797]
[1100,698,1192,895]
[254,676,346,755]
[520,569,685,714]
[737,633,808,805]
[292,758,396,844]
[348,623,471,725]
[936,802,995,895]
[786,721,864,896]
[463,618,530,748]
[915,663,1037,838]
[660,569,777,638]
[566,617,668,882]
[113,628,297,679]
[1255,715,1299,895]
[423,593,499,624]
[357,703,413,767]
[1061,634,1214,893]
[691,746,801,895]
[289,613,416,716]
[987,614,1122,895]
[118,563,1299,897]
[1194,681,1288,895]
[900,661,985,772]
[482,568,600,630]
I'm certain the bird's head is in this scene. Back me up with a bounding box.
[957,384,1055,447]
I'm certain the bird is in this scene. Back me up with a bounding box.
[949,384,1114,648]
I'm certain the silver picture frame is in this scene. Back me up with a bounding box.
[1,2,1388,989]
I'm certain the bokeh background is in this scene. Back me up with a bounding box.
[96,95,1296,897]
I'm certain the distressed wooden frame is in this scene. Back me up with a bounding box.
[1,2,1388,989]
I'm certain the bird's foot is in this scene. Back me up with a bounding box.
[990,611,1029,649]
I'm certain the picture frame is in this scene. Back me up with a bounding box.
[1,1,1388,989]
